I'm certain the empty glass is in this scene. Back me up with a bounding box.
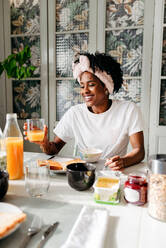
[25,161,50,198]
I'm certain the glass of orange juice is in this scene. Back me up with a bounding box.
[26,119,45,142]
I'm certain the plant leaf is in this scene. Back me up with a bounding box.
[0,45,35,80]
[29,65,36,72]
[0,62,4,76]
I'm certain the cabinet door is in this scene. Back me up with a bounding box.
[97,0,154,159]
[149,0,166,155]
[48,0,97,156]
[3,0,48,152]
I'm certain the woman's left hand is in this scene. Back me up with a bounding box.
[105,155,125,170]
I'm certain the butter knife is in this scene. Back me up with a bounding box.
[48,155,56,160]
[37,222,59,248]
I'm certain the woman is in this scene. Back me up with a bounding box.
[25,52,145,170]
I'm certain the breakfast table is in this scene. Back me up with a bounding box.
[0,152,166,248]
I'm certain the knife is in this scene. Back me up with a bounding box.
[37,222,59,248]
[48,155,56,160]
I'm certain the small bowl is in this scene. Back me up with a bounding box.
[80,148,102,163]
[66,163,96,191]
[0,170,9,199]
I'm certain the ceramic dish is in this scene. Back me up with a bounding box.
[80,148,102,163]
[66,162,96,191]
[49,169,66,175]
[0,203,24,239]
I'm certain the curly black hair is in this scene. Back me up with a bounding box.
[74,52,123,93]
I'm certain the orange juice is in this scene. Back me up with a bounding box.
[6,137,23,180]
[27,130,44,142]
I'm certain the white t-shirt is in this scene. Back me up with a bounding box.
[53,100,144,159]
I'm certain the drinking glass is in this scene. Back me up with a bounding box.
[26,119,45,142]
[25,161,50,198]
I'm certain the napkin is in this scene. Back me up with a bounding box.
[61,206,109,248]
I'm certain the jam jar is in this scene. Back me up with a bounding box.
[124,172,147,206]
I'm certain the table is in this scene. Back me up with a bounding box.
[0,152,166,248]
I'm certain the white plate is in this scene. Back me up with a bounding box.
[0,203,23,240]
[50,170,66,175]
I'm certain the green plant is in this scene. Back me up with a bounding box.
[0,46,36,80]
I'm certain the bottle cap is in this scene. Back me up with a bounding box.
[6,113,17,120]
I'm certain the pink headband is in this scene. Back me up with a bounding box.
[72,55,114,94]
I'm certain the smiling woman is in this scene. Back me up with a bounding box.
[24,52,145,171]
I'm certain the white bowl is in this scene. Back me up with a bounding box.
[81,148,102,163]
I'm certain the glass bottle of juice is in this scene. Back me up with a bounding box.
[4,113,23,179]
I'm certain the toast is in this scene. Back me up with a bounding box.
[0,212,26,238]
[38,158,85,171]
[37,159,63,170]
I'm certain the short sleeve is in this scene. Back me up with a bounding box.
[128,103,144,136]
[53,108,74,142]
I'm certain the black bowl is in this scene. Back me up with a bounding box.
[0,170,9,200]
[66,163,96,191]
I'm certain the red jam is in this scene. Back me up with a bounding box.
[124,173,148,206]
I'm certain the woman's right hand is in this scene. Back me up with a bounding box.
[23,123,49,146]
[23,124,64,155]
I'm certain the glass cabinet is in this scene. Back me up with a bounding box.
[0,0,158,156]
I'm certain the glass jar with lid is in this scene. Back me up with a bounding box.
[124,172,148,206]
[148,154,166,222]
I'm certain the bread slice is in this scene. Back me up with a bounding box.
[38,158,85,171]
[0,212,26,238]
[38,160,63,170]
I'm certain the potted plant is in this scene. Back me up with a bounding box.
[0,45,36,79]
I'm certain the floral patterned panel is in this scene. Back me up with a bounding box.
[159,80,166,125]
[11,36,40,77]
[12,80,41,119]
[105,28,143,77]
[56,33,88,77]
[10,0,40,35]
[161,27,166,76]
[106,0,144,28]
[56,80,83,121]
[56,0,89,32]
[112,78,141,104]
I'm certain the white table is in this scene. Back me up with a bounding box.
[1,152,166,248]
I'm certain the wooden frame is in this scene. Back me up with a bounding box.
[149,0,166,155]
[141,0,155,158]
[0,0,6,129]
